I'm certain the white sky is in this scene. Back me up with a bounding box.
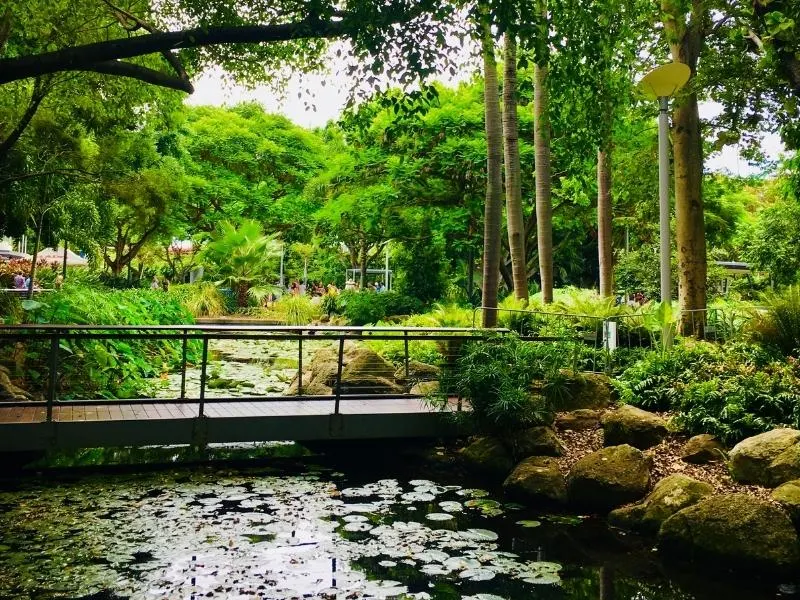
[187,66,786,177]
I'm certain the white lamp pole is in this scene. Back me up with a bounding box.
[638,62,691,305]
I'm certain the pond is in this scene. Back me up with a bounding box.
[0,445,795,600]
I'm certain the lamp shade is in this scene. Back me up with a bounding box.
[638,63,691,99]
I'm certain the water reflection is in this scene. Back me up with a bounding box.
[0,459,791,600]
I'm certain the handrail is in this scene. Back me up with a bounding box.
[0,324,498,333]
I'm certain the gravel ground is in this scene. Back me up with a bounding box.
[554,407,776,503]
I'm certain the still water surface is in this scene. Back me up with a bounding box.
[0,449,794,600]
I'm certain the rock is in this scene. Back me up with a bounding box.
[342,348,396,381]
[658,494,800,574]
[608,474,713,534]
[410,381,439,395]
[772,480,800,528]
[555,409,602,431]
[680,434,726,464]
[395,361,440,383]
[566,444,651,512]
[508,426,565,459]
[729,428,800,486]
[461,437,515,477]
[0,365,31,401]
[768,443,800,487]
[503,457,567,504]
[601,405,668,450]
[560,373,613,410]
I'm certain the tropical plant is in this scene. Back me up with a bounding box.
[272,295,321,326]
[168,283,228,318]
[200,219,281,307]
[749,285,800,356]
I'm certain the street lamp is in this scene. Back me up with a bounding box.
[638,62,691,305]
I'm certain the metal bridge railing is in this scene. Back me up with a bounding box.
[0,324,508,422]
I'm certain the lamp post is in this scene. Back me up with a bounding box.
[637,62,691,305]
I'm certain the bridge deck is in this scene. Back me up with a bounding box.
[0,398,462,452]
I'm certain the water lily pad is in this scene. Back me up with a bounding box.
[420,564,450,576]
[425,513,454,521]
[515,520,541,528]
[343,521,373,532]
[458,528,499,542]
[460,568,496,581]
[401,492,436,502]
[414,550,450,564]
[343,514,370,523]
[379,560,397,567]
[443,556,482,571]
[522,573,561,585]
[438,501,463,513]
[456,488,489,498]
[528,561,562,573]
[409,479,436,487]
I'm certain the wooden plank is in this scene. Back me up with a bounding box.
[107,404,125,421]
[84,405,99,421]
[71,404,86,422]
[120,404,136,420]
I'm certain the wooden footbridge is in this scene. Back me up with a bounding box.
[0,325,483,452]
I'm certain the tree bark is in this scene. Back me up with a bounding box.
[663,0,707,337]
[534,57,554,303]
[0,78,48,164]
[480,13,504,328]
[359,238,368,291]
[503,33,528,302]
[597,147,613,297]
[27,221,43,300]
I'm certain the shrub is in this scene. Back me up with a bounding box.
[435,334,581,434]
[339,291,423,326]
[168,283,228,317]
[272,295,321,325]
[749,285,800,356]
[615,340,800,444]
[2,286,197,399]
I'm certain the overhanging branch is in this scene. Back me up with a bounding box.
[0,19,348,85]
[82,60,194,92]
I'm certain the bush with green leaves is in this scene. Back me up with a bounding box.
[748,285,800,356]
[436,334,583,434]
[168,283,228,318]
[2,286,197,399]
[616,340,800,444]
[339,290,423,325]
[272,295,322,325]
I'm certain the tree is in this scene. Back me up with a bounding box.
[479,9,504,327]
[503,32,528,301]
[200,219,281,307]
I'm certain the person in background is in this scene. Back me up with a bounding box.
[54,274,64,290]
[13,272,24,289]
[150,275,160,290]
[162,278,170,293]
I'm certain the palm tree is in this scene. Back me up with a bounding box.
[534,0,554,303]
[200,219,281,307]
[480,9,504,327]
[503,32,528,302]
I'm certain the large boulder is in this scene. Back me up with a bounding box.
[608,474,713,534]
[560,373,613,411]
[508,426,565,459]
[772,480,800,529]
[555,409,602,431]
[658,494,800,574]
[503,457,567,505]
[566,444,651,512]
[680,434,726,464]
[601,405,668,450]
[729,428,800,487]
[395,361,440,383]
[461,437,515,477]
[0,365,31,401]
[410,380,439,395]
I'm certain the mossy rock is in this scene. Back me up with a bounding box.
[602,405,668,450]
[768,443,800,487]
[555,409,602,431]
[658,493,800,574]
[206,377,237,390]
[342,348,396,381]
[772,480,800,529]
[338,373,403,395]
[410,380,439,395]
[395,361,440,383]
[680,434,726,464]
[503,456,567,505]
[559,373,612,411]
[729,428,800,487]
[272,357,299,370]
[566,444,651,512]
[0,365,31,401]
[507,426,565,460]
[461,437,515,478]
[609,474,713,534]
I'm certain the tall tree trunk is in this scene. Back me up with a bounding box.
[503,32,528,302]
[533,9,554,303]
[27,221,43,300]
[359,239,368,291]
[663,0,707,337]
[597,147,613,297]
[62,241,68,279]
[480,13,504,328]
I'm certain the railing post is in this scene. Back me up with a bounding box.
[179,329,188,400]
[198,336,209,418]
[297,332,303,397]
[334,336,345,415]
[403,330,410,381]
[47,331,58,422]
